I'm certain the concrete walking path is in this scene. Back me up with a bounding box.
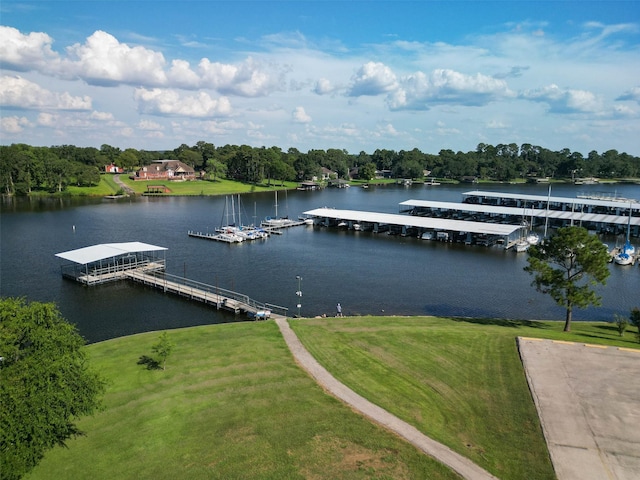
[273,315,499,480]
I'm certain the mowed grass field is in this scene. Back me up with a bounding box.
[25,321,460,480]
[289,316,640,480]
[25,316,639,479]
[117,175,298,196]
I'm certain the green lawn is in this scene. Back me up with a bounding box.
[25,317,639,480]
[26,321,460,480]
[118,175,299,196]
[290,316,640,480]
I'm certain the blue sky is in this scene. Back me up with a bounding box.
[1,1,640,155]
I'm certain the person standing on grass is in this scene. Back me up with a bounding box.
[336,303,343,317]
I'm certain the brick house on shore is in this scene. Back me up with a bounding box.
[105,163,123,173]
[133,160,196,181]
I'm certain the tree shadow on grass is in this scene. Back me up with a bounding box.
[444,316,551,329]
[137,355,161,370]
[594,324,620,332]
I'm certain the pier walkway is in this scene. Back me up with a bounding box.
[124,269,288,317]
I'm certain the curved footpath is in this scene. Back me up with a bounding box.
[273,315,499,480]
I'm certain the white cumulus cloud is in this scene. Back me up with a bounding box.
[292,106,312,123]
[388,69,513,110]
[0,26,60,72]
[0,75,92,110]
[520,84,603,113]
[313,78,334,95]
[134,88,232,117]
[64,30,168,86]
[198,56,283,97]
[348,61,398,97]
[1,115,31,133]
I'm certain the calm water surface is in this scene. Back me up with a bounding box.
[1,183,638,342]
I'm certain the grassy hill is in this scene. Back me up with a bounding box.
[26,317,639,479]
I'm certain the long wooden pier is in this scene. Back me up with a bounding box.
[124,269,288,318]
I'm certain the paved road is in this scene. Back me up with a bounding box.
[519,337,640,480]
[273,315,499,480]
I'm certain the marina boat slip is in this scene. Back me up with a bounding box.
[402,190,640,237]
[303,207,524,247]
[400,199,640,235]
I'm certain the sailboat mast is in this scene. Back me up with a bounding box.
[544,184,551,238]
[626,201,632,243]
[274,191,279,218]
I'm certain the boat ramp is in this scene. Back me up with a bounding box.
[55,242,288,318]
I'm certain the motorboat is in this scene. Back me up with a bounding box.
[526,232,540,246]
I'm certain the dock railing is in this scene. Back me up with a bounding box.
[128,270,289,317]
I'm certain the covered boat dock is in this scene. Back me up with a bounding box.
[459,190,639,236]
[303,207,524,247]
[55,242,167,285]
[400,199,640,236]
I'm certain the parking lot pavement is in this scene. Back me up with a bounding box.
[518,337,640,480]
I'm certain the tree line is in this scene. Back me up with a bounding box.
[1,141,639,195]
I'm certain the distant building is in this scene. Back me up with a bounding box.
[320,167,336,180]
[134,160,196,181]
[460,176,479,183]
[105,163,123,174]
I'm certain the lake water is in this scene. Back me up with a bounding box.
[1,182,638,343]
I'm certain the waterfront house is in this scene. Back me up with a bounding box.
[134,160,196,181]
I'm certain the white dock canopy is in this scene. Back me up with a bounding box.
[463,190,640,210]
[304,207,522,236]
[56,242,167,265]
[399,200,640,228]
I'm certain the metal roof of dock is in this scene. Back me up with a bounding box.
[55,242,167,265]
[304,207,522,235]
[400,200,640,227]
[463,190,640,209]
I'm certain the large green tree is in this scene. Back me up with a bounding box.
[0,298,105,479]
[524,227,610,332]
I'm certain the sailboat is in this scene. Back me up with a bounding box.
[220,195,269,241]
[214,196,244,243]
[261,190,292,228]
[614,202,635,265]
[515,204,536,252]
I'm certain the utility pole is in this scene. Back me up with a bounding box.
[295,275,302,317]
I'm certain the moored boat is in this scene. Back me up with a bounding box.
[515,239,530,253]
[526,232,540,246]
